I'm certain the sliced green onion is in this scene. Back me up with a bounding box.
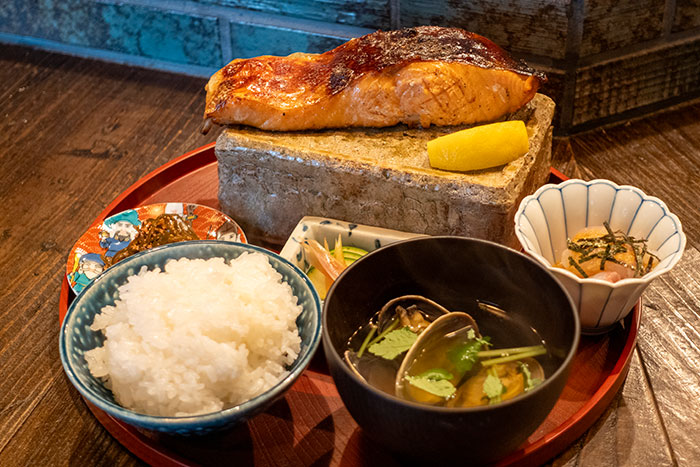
[480,347,547,367]
[356,326,376,358]
[367,318,400,348]
[477,345,545,358]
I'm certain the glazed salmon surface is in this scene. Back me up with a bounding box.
[203,26,545,131]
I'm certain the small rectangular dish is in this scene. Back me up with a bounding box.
[279,216,426,273]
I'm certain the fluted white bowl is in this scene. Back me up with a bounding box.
[514,179,685,334]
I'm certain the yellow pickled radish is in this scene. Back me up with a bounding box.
[427,120,529,172]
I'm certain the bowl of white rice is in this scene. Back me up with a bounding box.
[59,240,322,435]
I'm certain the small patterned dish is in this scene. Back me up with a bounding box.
[279,216,426,278]
[59,240,321,435]
[514,179,685,334]
[66,203,246,295]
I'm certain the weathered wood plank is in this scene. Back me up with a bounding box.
[573,38,700,126]
[673,0,700,32]
[570,104,700,462]
[551,137,584,179]
[0,374,138,466]
[568,99,700,251]
[636,247,700,466]
[399,0,569,59]
[548,349,675,466]
[579,350,675,466]
[228,22,348,58]
[202,0,391,29]
[0,0,224,68]
[0,44,219,464]
[580,0,665,57]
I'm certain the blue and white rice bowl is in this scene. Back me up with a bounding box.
[59,241,322,435]
[514,179,685,334]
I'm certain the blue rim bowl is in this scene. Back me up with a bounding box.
[59,240,322,435]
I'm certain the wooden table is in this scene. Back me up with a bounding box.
[1,44,698,466]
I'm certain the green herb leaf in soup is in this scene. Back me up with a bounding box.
[520,361,542,392]
[405,370,457,398]
[446,328,491,373]
[368,327,418,360]
[483,372,506,404]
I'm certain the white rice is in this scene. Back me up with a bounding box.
[84,252,302,417]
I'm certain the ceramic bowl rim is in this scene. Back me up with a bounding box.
[514,179,686,288]
[59,240,322,429]
[323,235,581,413]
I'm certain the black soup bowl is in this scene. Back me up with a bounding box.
[323,236,580,464]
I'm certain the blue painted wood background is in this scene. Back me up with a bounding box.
[1,0,698,130]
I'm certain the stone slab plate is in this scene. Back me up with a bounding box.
[217,94,555,248]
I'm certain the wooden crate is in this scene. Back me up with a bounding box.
[400,0,700,132]
[1,0,698,132]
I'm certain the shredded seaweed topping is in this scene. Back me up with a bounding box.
[568,256,589,278]
[645,256,655,274]
[566,221,658,278]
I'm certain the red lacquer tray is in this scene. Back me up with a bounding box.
[58,143,639,466]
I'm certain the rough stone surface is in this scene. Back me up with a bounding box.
[216,94,555,247]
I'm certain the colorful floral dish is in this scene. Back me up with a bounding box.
[514,179,685,334]
[66,203,246,295]
[279,216,425,279]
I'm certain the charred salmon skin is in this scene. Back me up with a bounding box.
[202,26,546,132]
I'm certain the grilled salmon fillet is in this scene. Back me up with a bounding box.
[203,26,546,132]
